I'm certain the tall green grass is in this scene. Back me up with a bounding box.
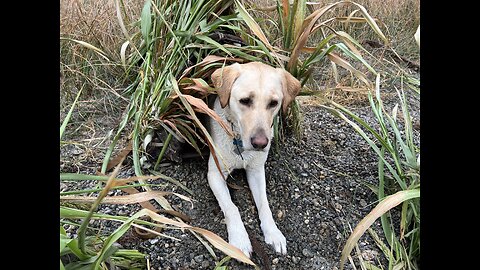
[322,75,420,270]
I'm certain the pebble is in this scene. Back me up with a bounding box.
[302,248,315,257]
[71,147,83,155]
[277,210,284,219]
[272,258,279,264]
[149,238,159,245]
[60,183,68,192]
[360,199,367,207]
[334,203,342,211]
[194,254,204,263]
[361,250,379,261]
[292,256,299,264]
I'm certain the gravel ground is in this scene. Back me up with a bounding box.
[60,78,420,269]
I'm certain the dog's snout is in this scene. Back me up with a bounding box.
[251,134,269,149]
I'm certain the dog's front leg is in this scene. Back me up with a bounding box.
[207,157,252,257]
[246,166,287,254]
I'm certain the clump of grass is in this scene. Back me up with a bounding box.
[322,74,420,270]
[60,156,256,268]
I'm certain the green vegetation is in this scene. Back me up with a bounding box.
[323,74,420,269]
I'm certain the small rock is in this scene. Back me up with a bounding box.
[300,172,308,177]
[302,248,314,257]
[292,256,299,264]
[312,198,320,207]
[334,202,342,211]
[71,147,83,155]
[277,210,284,219]
[201,261,210,268]
[325,186,331,191]
[304,219,309,224]
[194,254,204,263]
[60,183,68,192]
[272,258,279,264]
[361,250,378,261]
[360,199,367,207]
[149,238,159,245]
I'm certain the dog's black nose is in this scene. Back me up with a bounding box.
[251,135,269,149]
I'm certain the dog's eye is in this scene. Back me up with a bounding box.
[268,100,278,108]
[239,98,252,106]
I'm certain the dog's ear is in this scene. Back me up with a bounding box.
[278,68,301,113]
[211,63,241,108]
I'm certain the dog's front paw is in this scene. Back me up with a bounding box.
[229,230,253,258]
[263,227,287,255]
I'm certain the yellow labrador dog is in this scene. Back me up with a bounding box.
[208,62,301,257]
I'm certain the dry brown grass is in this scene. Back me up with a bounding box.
[60,0,143,105]
[60,0,145,166]
[60,0,143,60]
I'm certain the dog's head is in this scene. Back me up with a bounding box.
[211,62,301,151]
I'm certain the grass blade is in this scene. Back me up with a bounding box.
[77,155,126,254]
[179,94,233,137]
[60,85,83,140]
[196,35,233,56]
[349,2,388,44]
[120,40,130,68]
[141,0,152,46]
[235,0,273,51]
[327,52,372,88]
[340,189,420,270]
[93,210,144,268]
[60,38,110,61]
[60,190,193,206]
